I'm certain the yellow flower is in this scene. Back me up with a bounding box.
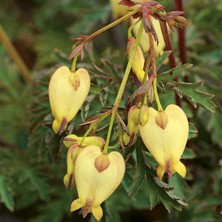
[131,17,165,55]
[70,145,125,221]
[48,66,90,134]
[140,104,189,179]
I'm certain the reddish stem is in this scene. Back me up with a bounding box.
[160,21,181,107]
[175,0,188,82]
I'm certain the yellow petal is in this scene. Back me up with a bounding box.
[48,66,90,134]
[127,36,145,83]
[131,17,165,55]
[63,134,105,149]
[63,145,82,189]
[91,205,103,221]
[139,104,149,126]
[140,105,189,179]
[74,145,125,215]
[70,198,84,212]
[173,161,186,178]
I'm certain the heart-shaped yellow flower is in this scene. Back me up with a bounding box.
[70,145,125,221]
[48,66,90,134]
[140,104,189,179]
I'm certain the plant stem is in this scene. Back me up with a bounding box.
[174,0,188,82]
[71,54,79,72]
[160,21,181,107]
[0,25,32,83]
[69,8,140,59]
[103,21,144,154]
[153,77,163,111]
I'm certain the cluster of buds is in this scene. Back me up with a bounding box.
[122,104,149,146]
[111,0,165,56]
[63,135,125,221]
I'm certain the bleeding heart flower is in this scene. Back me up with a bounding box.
[48,66,90,134]
[140,104,189,179]
[70,145,125,221]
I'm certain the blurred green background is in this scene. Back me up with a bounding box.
[0,0,221,221]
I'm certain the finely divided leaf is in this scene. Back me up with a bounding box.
[172,81,216,113]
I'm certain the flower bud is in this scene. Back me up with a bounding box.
[70,145,125,221]
[139,104,149,126]
[127,36,146,83]
[140,104,189,179]
[48,66,90,134]
[63,134,105,149]
[131,17,165,55]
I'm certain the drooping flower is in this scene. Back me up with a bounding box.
[48,66,90,134]
[70,145,125,221]
[140,104,189,179]
[63,134,105,189]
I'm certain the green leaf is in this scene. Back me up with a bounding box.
[169,174,190,198]
[172,81,217,113]
[156,50,172,70]
[183,148,197,159]
[158,63,193,82]
[0,175,14,211]
[206,108,222,148]
[143,150,188,212]
[128,146,146,198]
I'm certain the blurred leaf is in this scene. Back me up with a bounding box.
[0,175,14,211]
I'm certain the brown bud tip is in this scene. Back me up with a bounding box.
[94,154,110,173]
[68,173,73,189]
[58,117,67,135]
[155,111,168,129]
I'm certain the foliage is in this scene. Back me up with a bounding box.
[0,0,221,221]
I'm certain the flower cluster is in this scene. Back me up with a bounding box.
[48,66,125,221]
[47,1,190,221]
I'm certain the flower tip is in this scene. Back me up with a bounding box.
[70,199,83,212]
[52,117,67,135]
[174,161,186,178]
[92,205,103,221]
[157,165,165,180]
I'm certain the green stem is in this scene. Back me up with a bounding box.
[127,18,141,39]
[80,124,96,146]
[153,77,163,111]
[88,8,140,41]
[0,25,32,83]
[71,54,79,72]
[103,21,144,154]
